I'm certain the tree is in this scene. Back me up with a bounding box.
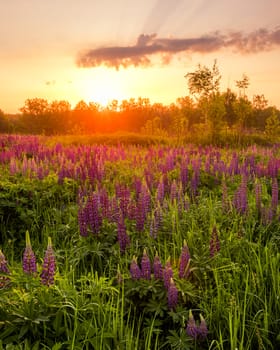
[48,100,71,134]
[233,96,252,131]
[185,59,221,99]
[253,94,268,110]
[185,60,225,140]
[0,109,10,133]
[265,108,280,139]
[19,98,50,134]
[235,74,249,97]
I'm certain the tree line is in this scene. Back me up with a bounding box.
[0,62,279,142]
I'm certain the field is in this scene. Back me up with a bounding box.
[0,134,280,350]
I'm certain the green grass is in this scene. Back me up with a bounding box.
[1,136,280,349]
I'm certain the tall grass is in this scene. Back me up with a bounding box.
[1,135,280,349]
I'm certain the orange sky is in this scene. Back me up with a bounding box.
[1,0,280,113]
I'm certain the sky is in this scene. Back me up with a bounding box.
[1,0,280,113]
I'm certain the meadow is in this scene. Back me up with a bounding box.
[0,134,280,350]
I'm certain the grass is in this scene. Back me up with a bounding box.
[0,134,280,349]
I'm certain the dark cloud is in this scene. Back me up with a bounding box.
[77,27,280,69]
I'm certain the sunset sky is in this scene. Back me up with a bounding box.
[1,0,280,113]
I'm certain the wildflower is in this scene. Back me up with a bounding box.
[186,310,199,340]
[179,240,190,279]
[117,215,130,253]
[210,225,220,257]
[86,192,102,235]
[130,255,141,280]
[0,249,11,289]
[163,257,173,289]
[271,177,278,214]
[78,205,88,237]
[198,314,208,339]
[255,181,262,214]
[40,237,56,286]
[0,249,10,274]
[233,176,248,214]
[222,179,229,212]
[150,204,162,238]
[153,251,163,280]
[167,278,178,310]
[156,177,165,204]
[23,231,37,275]
[170,180,178,203]
[141,249,151,280]
[116,265,123,284]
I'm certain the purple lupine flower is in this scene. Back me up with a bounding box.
[117,215,130,254]
[271,177,278,214]
[255,181,262,214]
[186,310,199,339]
[126,198,135,220]
[23,231,37,275]
[141,249,151,280]
[150,204,162,238]
[167,278,178,310]
[233,176,248,214]
[78,205,88,237]
[163,258,173,289]
[130,256,142,280]
[86,192,102,235]
[153,252,163,280]
[261,206,273,225]
[0,249,10,274]
[0,249,10,289]
[156,177,165,204]
[115,184,131,218]
[179,240,190,279]
[135,182,150,232]
[210,226,220,257]
[222,180,229,212]
[40,237,56,286]
[180,163,188,190]
[198,314,208,339]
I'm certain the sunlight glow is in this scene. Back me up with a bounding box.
[76,68,128,107]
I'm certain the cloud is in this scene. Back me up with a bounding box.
[45,80,56,86]
[77,27,280,69]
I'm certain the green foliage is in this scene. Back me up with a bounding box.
[265,109,280,139]
[1,138,280,349]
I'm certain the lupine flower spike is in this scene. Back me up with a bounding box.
[179,239,190,279]
[167,278,178,310]
[198,314,208,339]
[0,249,11,289]
[40,237,56,286]
[163,257,173,289]
[141,248,151,280]
[0,249,10,274]
[153,251,163,280]
[186,310,199,340]
[23,230,37,275]
[210,225,220,257]
[130,255,141,280]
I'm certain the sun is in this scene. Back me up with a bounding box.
[79,68,128,107]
